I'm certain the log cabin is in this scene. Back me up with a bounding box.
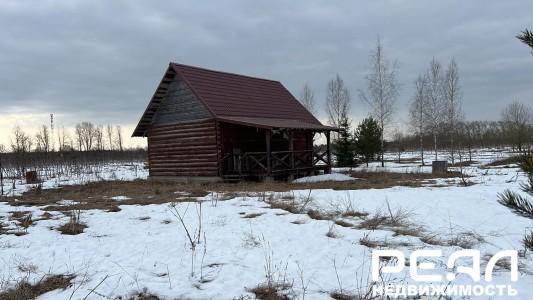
[132,63,336,182]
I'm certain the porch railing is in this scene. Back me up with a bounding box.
[221,150,330,176]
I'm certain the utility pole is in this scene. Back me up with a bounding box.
[0,150,3,196]
[50,113,55,152]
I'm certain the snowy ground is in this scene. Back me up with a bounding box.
[0,162,148,197]
[1,149,532,299]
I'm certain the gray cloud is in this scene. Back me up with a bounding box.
[0,0,532,141]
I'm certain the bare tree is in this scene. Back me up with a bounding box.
[359,37,400,167]
[299,84,316,115]
[11,126,32,153]
[443,58,464,164]
[326,74,351,130]
[392,127,404,163]
[501,101,532,152]
[115,125,124,152]
[95,125,104,151]
[424,58,446,160]
[75,122,96,151]
[74,124,83,151]
[409,74,428,165]
[106,124,114,151]
[35,125,51,153]
[57,126,71,152]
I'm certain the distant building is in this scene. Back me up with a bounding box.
[132,63,336,181]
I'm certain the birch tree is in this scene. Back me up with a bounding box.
[424,58,446,160]
[115,125,124,152]
[443,58,464,164]
[409,74,428,165]
[299,84,316,115]
[326,74,351,130]
[359,38,400,167]
[106,124,114,151]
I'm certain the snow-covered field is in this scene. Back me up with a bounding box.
[1,149,532,299]
[1,162,148,197]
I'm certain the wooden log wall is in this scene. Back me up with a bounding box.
[147,119,219,177]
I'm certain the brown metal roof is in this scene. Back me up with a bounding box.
[133,63,333,137]
[217,116,336,131]
[170,63,323,123]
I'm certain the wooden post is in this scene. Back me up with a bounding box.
[288,130,295,180]
[326,131,332,174]
[266,130,272,177]
[289,131,294,169]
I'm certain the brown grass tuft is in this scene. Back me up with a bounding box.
[0,274,75,300]
[307,209,330,221]
[249,282,292,300]
[242,212,265,219]
[334,219,354,228]
[58,210,87,235]
[330,291,357,300]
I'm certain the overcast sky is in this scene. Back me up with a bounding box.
[0,0,531,148]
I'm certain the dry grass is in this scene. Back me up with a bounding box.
[0,274,75,300]
[449,160,478,167]
[2,180,208,212]
[57,210,87,235]
[290,219,307,225]
[420,234,447,246]
[341,210,369,218]
[359,236,380,248]
[242,212,266,219]
[267,198,301,214]
[249,283,292,300]
[392,227,421,237]
[9,211,33,228]
[330,291,357,300]
[306,209,331,221]
[483,156,520,167]
[334,219,354,228]
[356,207,412,231]
[126,290,161,300]
[420,231,484,248]
[1,171,464,212]
[348,170,465,188]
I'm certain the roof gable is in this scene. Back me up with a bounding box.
[133,63,328,137]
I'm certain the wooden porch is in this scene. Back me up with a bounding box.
[220,128,332,180]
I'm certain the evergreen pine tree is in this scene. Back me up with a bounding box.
[517,29,533,54]
[333,116,356,167]
[354,117,382,167]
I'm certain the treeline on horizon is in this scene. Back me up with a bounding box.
[297,37,532,166]
[0,122,146,186]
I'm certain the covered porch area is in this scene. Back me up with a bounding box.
[217,116,336,181]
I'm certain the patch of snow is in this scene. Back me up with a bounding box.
[111,196,131,201]
[55,200,80,205]
[293,173,356,183]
